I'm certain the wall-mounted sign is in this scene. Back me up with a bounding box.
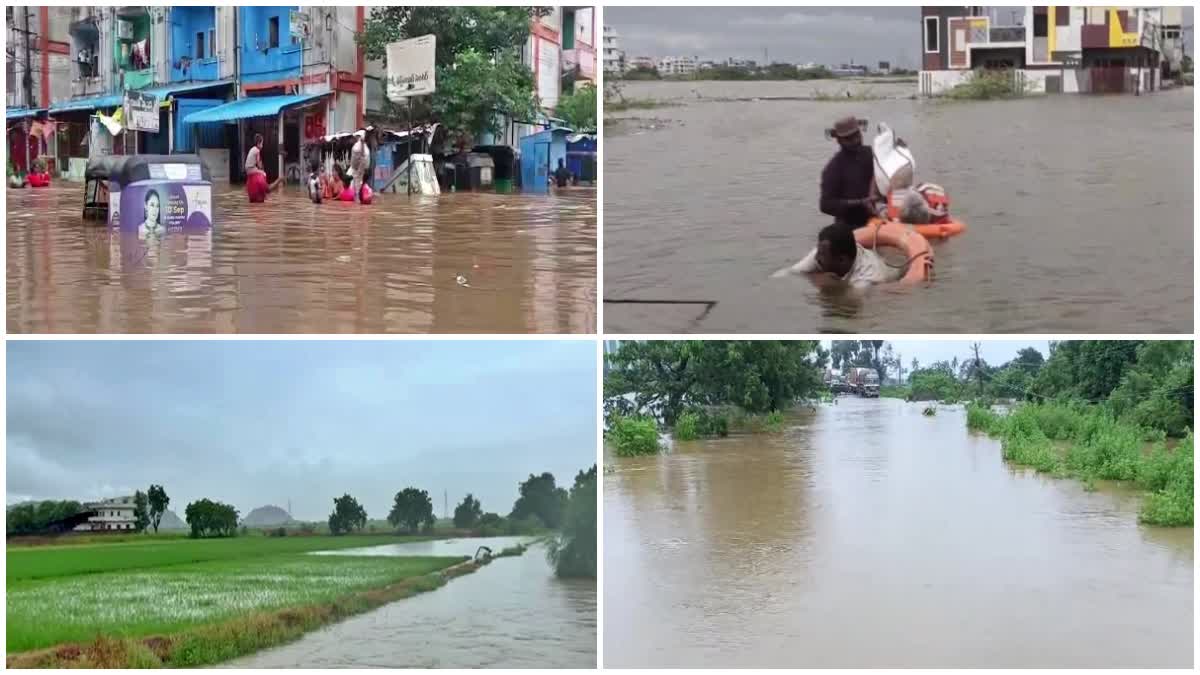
[386,35,437,100]
[124,90,159,133]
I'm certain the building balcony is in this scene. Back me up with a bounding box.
[989,26,1025,43]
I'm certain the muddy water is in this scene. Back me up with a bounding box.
[604,397,1193,668]
[6,184,595,333]
[224,537,596,668]
[604,79,1193,333]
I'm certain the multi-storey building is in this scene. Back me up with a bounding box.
[657,55,698,77]
[603,25,626,74]
[919,6,1166,96]
[75,495,138,532]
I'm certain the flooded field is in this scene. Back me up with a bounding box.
[6,184,595,333]
[225,537,596,668]
[604,397,1193,668]
[604,80,1193,333]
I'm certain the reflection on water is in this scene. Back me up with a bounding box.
[605,397,1193,668]
[7,185,595,333]
[225,540,596,668]
[604,80,1193,333]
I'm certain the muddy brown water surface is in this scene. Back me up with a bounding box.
[223,537,596,668]
[604,397,1193,668]
[604,80,1193,333]
[7,184,595,333]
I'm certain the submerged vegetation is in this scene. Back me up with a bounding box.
[941,69,1032,100]
[547,466,597,579]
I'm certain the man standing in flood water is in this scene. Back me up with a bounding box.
[820,116,883,229]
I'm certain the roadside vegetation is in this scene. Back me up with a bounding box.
[547,466,597,579]
[605,341,825,454]
[941,69,1032,100]
[963,340,1193,526]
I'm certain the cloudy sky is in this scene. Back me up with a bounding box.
[7,341,596,521]
[606,6,1191,69]
[822,340,1050,370]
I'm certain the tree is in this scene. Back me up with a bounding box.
[557,83,596,131]
[548,465,596,578]
[605,341,826,426]
[510,472,568,529]
[133,490,150,533]
[453,493,483,529]
[359,7,548,147]
[388,487,435,533]
[6,500,83,535]
[147,484,169,534]
[328,493,368,536]
[184,498,239,538]
[910,358,920,381]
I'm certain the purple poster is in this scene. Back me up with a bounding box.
[114,181,212,235]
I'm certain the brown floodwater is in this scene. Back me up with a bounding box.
[604,80,1193,333]
[223,537,596,668]
[604,397,1193,668]
[6,184,595,333]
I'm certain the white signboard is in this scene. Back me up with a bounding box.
[289,11,311,40]
[386,35,437,100]
[124,90,159,133]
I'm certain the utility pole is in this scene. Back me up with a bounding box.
[443,489,448,520]
[971,342,984,398]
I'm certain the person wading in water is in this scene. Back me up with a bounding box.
[245,133,284,203]
[819,116,885,229]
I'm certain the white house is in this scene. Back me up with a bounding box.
[76,495,138,531]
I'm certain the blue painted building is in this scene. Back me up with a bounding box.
[169,7,220,82]
[518,126,571,194]
[238,6,302,87]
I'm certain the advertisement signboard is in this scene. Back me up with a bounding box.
[386,35,437,100]
[124,91,159,133]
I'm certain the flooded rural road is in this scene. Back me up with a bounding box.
[7,185,595,333]
[224,537,596,668]
[604,80,1193,333]
[604,397,1193,668]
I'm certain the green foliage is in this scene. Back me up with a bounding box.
[673,407,730,441]
[674,411,700,440]
[548,466,597,578]
[556,83,596,131]
[908,368,963,402]
[942,69,1031,99]
[922,406,937,417]
[132,491,150,533]
[510,473,568,529]
[358,7,545,146]
[620,66,660,80]
[880,385,911,399]
[605,340,825,426]
[327,493,368,536]
[609,415,662,456]
[1140,435,1194,526]
[6,500,84,535]
[387,487,435,534]
[452,493,483,529]
[965,402,1002,433]
[476,512,506,537]
[148,484,170,534]
[183,499,239,539]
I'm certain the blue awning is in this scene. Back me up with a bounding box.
[182,93,328,125]
[46,80,235,115]
[6,108,47,120]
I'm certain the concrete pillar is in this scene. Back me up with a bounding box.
[277,110,284,180]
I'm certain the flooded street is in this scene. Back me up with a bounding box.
[604,80,1193,333]
[7,184,595,333]
[604,397,1193,668]
[225,537,596,668]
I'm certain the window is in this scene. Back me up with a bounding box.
[1056,6,1070,26]
[924,16,939,53]
[268,16,279,49]
[209,28,216,58]
[196,31,205,59]
[1033,13,1048,38]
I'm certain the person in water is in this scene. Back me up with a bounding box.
[245,134,284,203]
[780,223,903,286]
[820,116,886,229]
[139,189,163,238]
[349,129,371,203]
[553,158,573,188]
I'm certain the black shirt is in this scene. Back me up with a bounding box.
[554,166,572,188]
[820,145,874,228]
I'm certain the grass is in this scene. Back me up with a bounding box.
[609,415,662,456]
[941,69,1031,100]
[728,409,786,433]
[7,553,462,654]
[965,401,1194,526]
[880,385,911,399]
[7,533,442,582]
[7,556,487,668]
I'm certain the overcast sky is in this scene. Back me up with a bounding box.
[606,6,1191,69]
[7,341,596,521]
[822,340,1050,370]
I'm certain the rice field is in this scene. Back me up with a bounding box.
[8,533,440,581]
[7,536,463,655]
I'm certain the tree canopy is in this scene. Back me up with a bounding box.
[133,491,150,533]
[453,493,483,529]
[510,472,568,529]
[328,494,368,535]
[556,84,597,131]
[6,500,82,535]
[388,487,435,533]
[605,340,826,425]
[184,499,239,538]
[147,484,169,534]
[548,465,596,578]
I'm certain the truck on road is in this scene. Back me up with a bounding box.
[847,367,880,398]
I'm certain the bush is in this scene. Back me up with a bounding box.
[674,408,730,441]
[966,402,1001,433]
[610,415,662,456]
[267,527,287,537]
[674,411,700,441]
[943,69,1030,100]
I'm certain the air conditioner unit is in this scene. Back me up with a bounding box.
[116,19,133,40]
